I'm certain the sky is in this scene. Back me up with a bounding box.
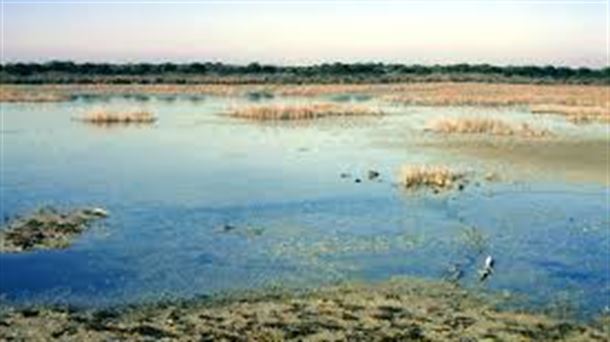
[1,1,608,67]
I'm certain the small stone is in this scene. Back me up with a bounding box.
[367,170,380,180]
[222,224,236,232]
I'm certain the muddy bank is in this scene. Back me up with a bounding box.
[0,278,607,341]
[0,207,108,253]
[418,138,609,185]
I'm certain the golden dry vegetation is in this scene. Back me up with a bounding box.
[0,87,69,102]
[228,103,383,120]
[80,108,157,125]
[399,165,465,192]
[3,83,609,122]
[427,117,552,137]
[530,104,610,123]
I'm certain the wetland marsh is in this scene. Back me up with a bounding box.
[0,84,608,340]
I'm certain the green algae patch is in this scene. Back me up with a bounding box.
[0,207,109,253]
[0,278,606,341]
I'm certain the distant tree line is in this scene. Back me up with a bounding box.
[1,61,608,84]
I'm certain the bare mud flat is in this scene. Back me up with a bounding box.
[1,278,607,341]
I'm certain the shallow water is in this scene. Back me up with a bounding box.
[1,95,608,319]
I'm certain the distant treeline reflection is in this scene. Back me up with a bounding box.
[2,62,608,85]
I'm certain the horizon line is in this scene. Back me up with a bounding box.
[2,60,608,70]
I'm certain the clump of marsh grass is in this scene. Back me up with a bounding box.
[530,104,610,124]
[427,117,551,137]
[80,108,157,125]
[227,103,383,120]
[399,165,466,192]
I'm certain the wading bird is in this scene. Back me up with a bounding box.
[479,255,495,281]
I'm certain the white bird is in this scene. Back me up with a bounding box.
[484,255,494,270]
[479,255,495,281]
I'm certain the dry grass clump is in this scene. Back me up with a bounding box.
[80,108,156,125]
[399,165,465,192]
[530,104,610,124]
[427,117,551,137]
[228,103,383,120]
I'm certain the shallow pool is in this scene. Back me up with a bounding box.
[1,95,608,319]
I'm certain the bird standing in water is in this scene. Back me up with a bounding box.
[479,255,495,281]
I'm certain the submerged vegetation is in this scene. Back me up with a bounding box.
[0,207,108,253]
[79,108,157,125]
[0,277,606,341]
[228,103,383,120]
[399,165,467,193]
[427,117,552,137]
[2,62,608,85]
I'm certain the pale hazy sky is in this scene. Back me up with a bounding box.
[2,1,608,67]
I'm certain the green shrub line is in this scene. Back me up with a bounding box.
[1,62,608,85]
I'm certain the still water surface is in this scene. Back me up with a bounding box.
[1,96,607,319]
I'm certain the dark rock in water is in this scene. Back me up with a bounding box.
[367,170,380,180]
[0,207,108,253]
[458,183,465,191]
[222,224,237,232]
[354,178,362,183]
[219,224,264,238]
